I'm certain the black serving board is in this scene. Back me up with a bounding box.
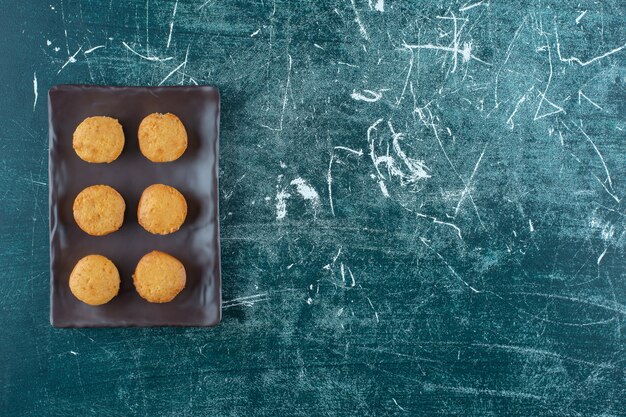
[49,85,221,327]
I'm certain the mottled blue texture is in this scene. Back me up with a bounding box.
[0,0,624,415]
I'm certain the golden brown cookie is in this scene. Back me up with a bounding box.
[133,251,186,303]
[138,113,188,162]
[73,185,125,236]
[137,184,187,235]
[69,254,120,306]
[73,116,125,163]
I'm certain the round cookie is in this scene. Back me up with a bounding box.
[137,184,187,235]
[133,251,186,303]
[73,185,125,236]
[138,112,188,162]
[69,254,120,306]
[73,116,125,163]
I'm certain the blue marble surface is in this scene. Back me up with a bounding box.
[0,0,624,415]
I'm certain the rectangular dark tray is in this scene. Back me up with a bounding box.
[49,85,221,327]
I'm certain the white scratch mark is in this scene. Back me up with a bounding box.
[403,12,490,73]
[597,248,607,265]
[366,296,379,323]
[388,120,431,185]
[392,398,407,412]
[575,10,587,24]
[223,299,269,308]
[334,146,363,156]
[121,41,173,62]
[266,54,293,132]
[327,154,337,216]
[198,0,214,10]
[396,48,414,106]
[166,0,178,49]
[347,266,356,287]
[529,219,535,232]
[351,89,382,102]
[158,57,187,86]
[578,90,603,110]
[600,223,614,241]
[378,180,389,197]
[333,247,343,264]
[178,44,190,85]
[84,45,105,54]
[313,43,324,50]
[223,293,269,308]
[32,73,38,112]
[424,383,545,401]
[250,28,261,37]
[224,293,268,303]
[367,118,394,197]
[592,174,620,203]
[420,238,480,293]
[287,263,294,269]
[57,46,82,74]
[337,61,359,68]
[328,147,363,216]
[403,40,478,72]
[555,27,626,66]
[459,1,487,12]
[290,177,321,215]
[349,0,369,41]
[417,213,463,240]
[578,124,615,193]
[275,189,290,220]
[494,17,527,107]
[472,343,613,368]
[455,145,486,215]
[512,292,626,315]
[506,93,527,129]
[534,36,565,120]
[63,29,69,55]
[70,351,78,356]
[145,0,150,56]
[374,0,384,12]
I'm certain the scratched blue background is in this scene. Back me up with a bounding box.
[1,0,625,415]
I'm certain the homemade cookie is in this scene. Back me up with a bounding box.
[73,185,125,236]
[138,113,188,162]
[137,184,187,235]
[133,251,186,303]
[69,254,120,305]
[73,116,125,163]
